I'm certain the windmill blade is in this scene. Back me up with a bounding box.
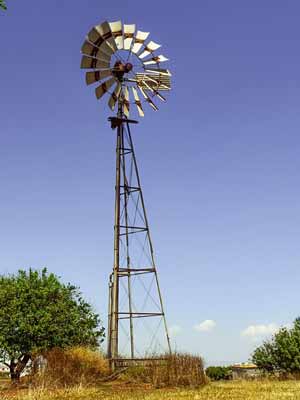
[138,41,161,59]
[140,74,162,86]
[141,80,166,102]
[88,21,117,54]
[143,55,169,65]
[109,20,124,50]
[154,92,166,102]
[131,86,144,117]
[123,24,135,50]
[145,74,171,90]
[81,40,111,62]
[134,73,171,91]
[123,86,130,117]
[145,68,172,76]
[81,55,110,70]
[108,83,122,111]
[138,85,158,111]
[95,77,116,99]
[86,69,112,85]
[96,21,118,53]
[87,24,116,56]
[131,30,150,54]
[99,40,115,57]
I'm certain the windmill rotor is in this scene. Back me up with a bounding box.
[81,20,171,117]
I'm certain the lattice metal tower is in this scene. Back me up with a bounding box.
[80,20,172,369]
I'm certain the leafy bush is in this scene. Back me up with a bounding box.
[205,366,232,381]
[252,318,300,374]
[0,0,7,11]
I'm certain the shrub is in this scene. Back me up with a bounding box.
[252,318,300,374]
[32,346,110,388]
[205,366,232,381]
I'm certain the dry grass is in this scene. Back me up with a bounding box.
[32,347,110,388]
[123,353,206,387]
[3,380,300,399]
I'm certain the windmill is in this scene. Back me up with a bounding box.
[80,20,172,369]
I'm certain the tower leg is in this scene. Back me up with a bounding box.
[109,122,122,370]
[120,130,135,359]
[107,274,113,359]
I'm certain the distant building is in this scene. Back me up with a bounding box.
[231,363,260,379]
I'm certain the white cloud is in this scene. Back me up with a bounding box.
[241,323,279,339]
[169,325,181,337]
[194,320,216,332]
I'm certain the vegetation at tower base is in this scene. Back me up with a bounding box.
[32,347,110,388]
[122,353,207,388]
[252,318,300,375]
[0,269,104,383]
[0,0,7,10]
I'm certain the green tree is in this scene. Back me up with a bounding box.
[0,0,7,10]
[252,318,300,374]
[205,366,232,381]
[0,269,105,383]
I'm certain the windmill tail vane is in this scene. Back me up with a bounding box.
[81,20,172,370]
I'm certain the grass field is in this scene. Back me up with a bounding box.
[2,380,300,400]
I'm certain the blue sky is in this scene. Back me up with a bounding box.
[1,0,300,365]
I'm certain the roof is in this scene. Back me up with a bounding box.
[232,363,257,369]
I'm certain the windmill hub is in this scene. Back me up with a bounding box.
[112,61,133,81]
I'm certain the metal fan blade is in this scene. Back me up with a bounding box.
[109,20,123,50]
[131,87,144,117]
[134,73,171,91]
[95,77,116,99]
[131,30,150,54]
[81,40,111,62]
[96,21,118,53]
[141,80,166,102]
[143,55,169,65]
[145,68,172,76]
[123,86,130,117]
[108,83,122,110]
[138,86,158,111]
[139,74,161,85]
[86,31,114,56]
[144,74,171,90]
[88,21,117,54]
[99,40,115,57]
[155,92,166,102]
[86,69,112,85]
[81,55,110,70]
[138,41,161,59]
[123,24,135,50]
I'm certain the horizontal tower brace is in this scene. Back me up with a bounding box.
[119,229,147,236]
[119,225,147,230]
[120,190,140,196]
[118,312,164,320]
[118,271,155,277]
[119,268,155,273]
